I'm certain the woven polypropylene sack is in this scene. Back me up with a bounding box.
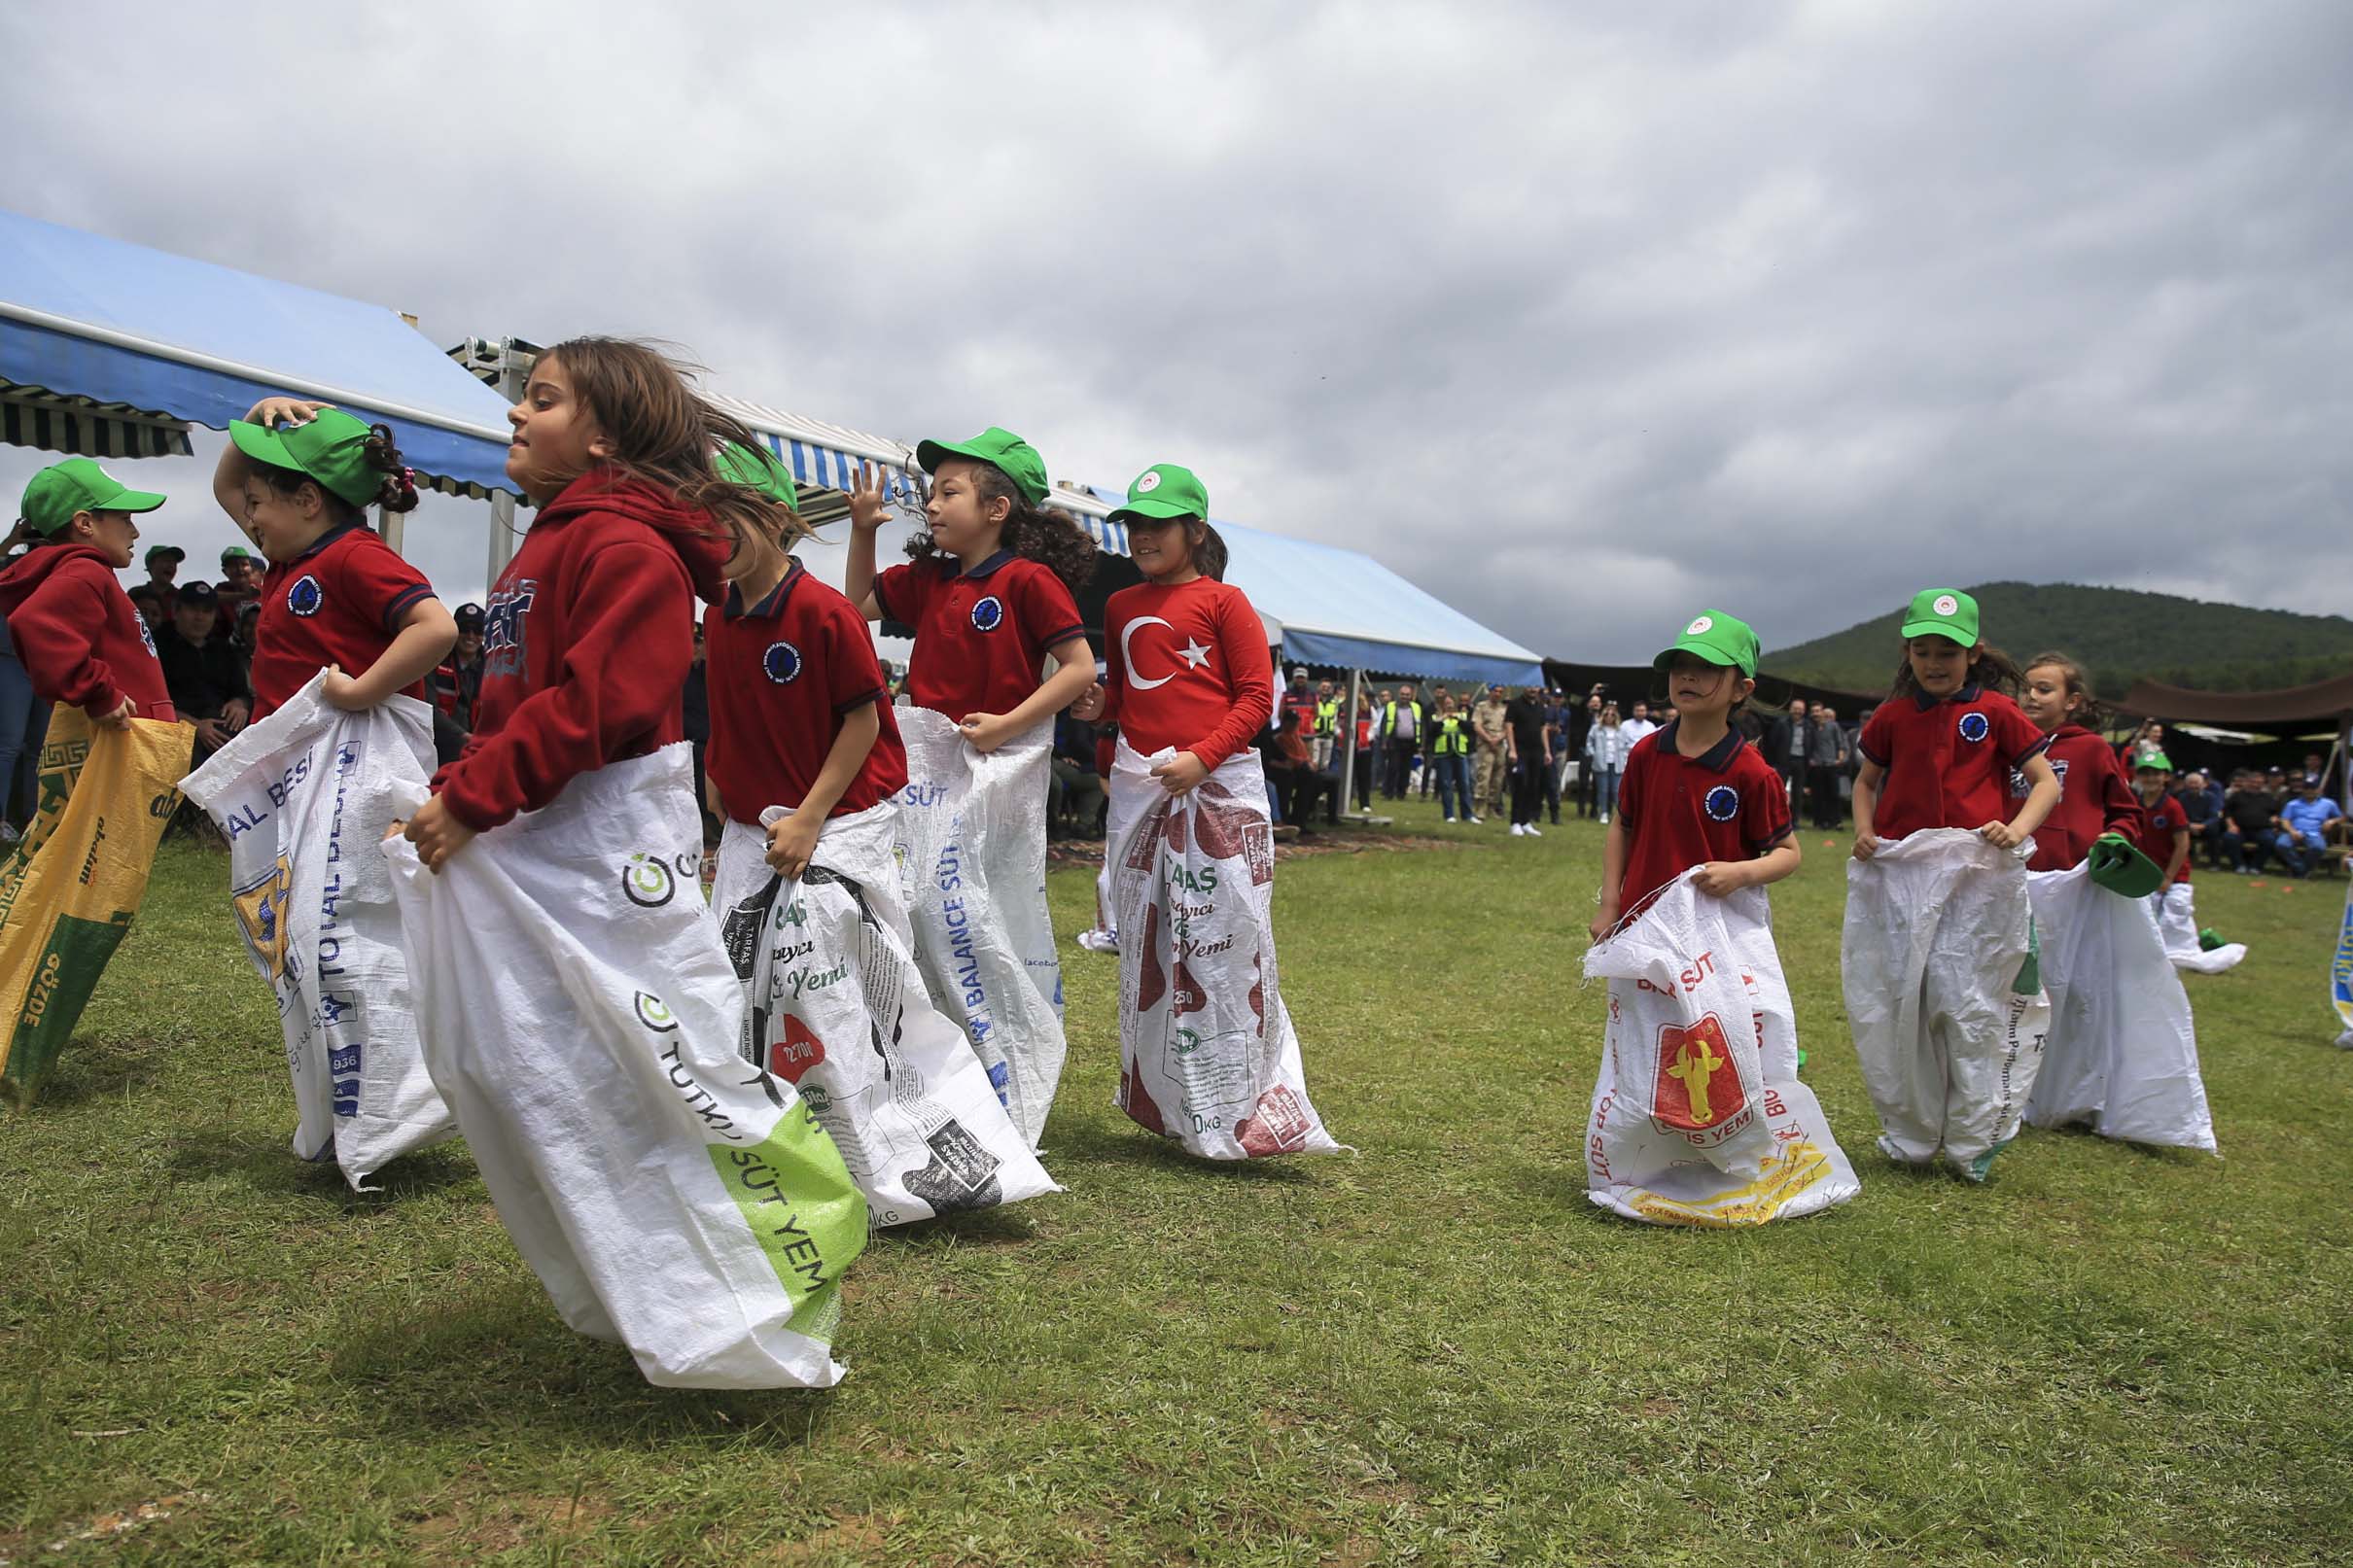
[714,805,1058,1227]
[892,708,1067,1145]
[1844,828,2051,1180]
[2025,865,2218,1152]
[1584,871,1859,1225]
[385,745,866,1388]
[181,675,452,1186]
[1105,741,1339,1161]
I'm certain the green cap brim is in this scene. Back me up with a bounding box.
[228,419,303,475]
[714,442,798,505]
[1107,496,1202,527]
[916,437,1048,505]
[1652,640,1744,676]
[111,489,167,514]
[1899,614,1975,645]
[2087,832,2164,898]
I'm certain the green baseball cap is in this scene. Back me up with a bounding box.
[220,544,259,565]
[1654,610,1760,679]
[915,427,1049,506]
[2135,751,2175,773]
[1106,463,1209,527]
[1901,587,1979,646]
[145,544,186,567]
[713,440,798,505]
[18,458,166,537]
[2087,831,2164,898]
[229,407,384,509]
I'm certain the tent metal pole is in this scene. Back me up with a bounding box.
[1341,669,1362,815]
[484,340,531,587]
[377,501,404,558]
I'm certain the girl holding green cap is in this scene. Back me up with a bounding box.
[210,397,456,721]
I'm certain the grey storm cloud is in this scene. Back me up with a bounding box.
[3,0,2347,659]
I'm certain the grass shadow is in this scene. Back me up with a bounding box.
[167,1126,479,1206]
[5,1039,167,1108]
[870,1203,1042,1251]
[1042,1119,1320,1183]
[329,1278,839,1448]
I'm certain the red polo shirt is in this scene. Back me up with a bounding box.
[250,521,435,716]
[1616,720,1792,912]
[2020,725,2144,871]
[2130,788,2194,885]
[704,559,906,825]
[1857,684,2049,841]
[872,550,1085,721]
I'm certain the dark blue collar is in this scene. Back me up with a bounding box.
[287,519,368,566]
[724,557,805,620]
[1659,717,1743,773]
[1912,680,1983,711]
[960,549,1015,580]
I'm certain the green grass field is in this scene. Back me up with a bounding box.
[4,797,2349,1566]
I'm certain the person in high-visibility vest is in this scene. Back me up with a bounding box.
[1312,680,1340,773]
[1429,694,1476,822]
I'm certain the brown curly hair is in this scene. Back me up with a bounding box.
[249,421,421,525]
[902,462,1097,592]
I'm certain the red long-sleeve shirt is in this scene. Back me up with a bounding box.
[2021,725,2144,871]
[1100,576,1274,771]
[433,472,730,832]
[0,543,175,721]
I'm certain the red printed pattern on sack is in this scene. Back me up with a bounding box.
[1235,1083,1311,1156]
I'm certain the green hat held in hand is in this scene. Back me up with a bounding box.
[2087,832,2164,898]
[915,428,1049,506]
[1654,610,1760,679]
[1106,463,1209,528]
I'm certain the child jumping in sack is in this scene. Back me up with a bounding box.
[840,431,1097,1145]
[2012,654,2221,1150]
[1844,588,2059,1181]
[701,444,1055,1224]
[392,339,866,1389]
[1582,612,1857,1226]
[1071,464,1338,1160]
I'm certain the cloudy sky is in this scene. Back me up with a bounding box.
[4,0,2347,662]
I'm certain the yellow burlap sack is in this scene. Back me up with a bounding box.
[0,705,189,1096]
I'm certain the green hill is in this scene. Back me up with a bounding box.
[1765,582,2353,698]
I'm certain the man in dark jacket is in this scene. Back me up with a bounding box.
[156,579,250,762]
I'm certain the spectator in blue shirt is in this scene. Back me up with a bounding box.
[2274,775,2344,877]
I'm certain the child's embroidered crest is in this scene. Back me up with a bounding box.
[1685,614,1712,636]
[287,575,324,618]
[762,641,803,683]
[1932,593,1960,617]
[969,595,1004,633]
[1704,784,1739,821]
[1957,711,1990,744]
[1135,470,1163,494]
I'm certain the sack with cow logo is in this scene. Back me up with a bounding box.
[384,744,867,1389]
[2152,883,2246,974]
[0,707,188,1098]
[179,676,453,1186]
[891,707,1067,1146]
[1105,740,1339,1161]
[713,804,1058,1228]
[2024,865,2219,1152]
[1582,871,1859,1226]
[1843,828,2051,1180]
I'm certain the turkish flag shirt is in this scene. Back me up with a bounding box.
[1100,576,1275,770]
